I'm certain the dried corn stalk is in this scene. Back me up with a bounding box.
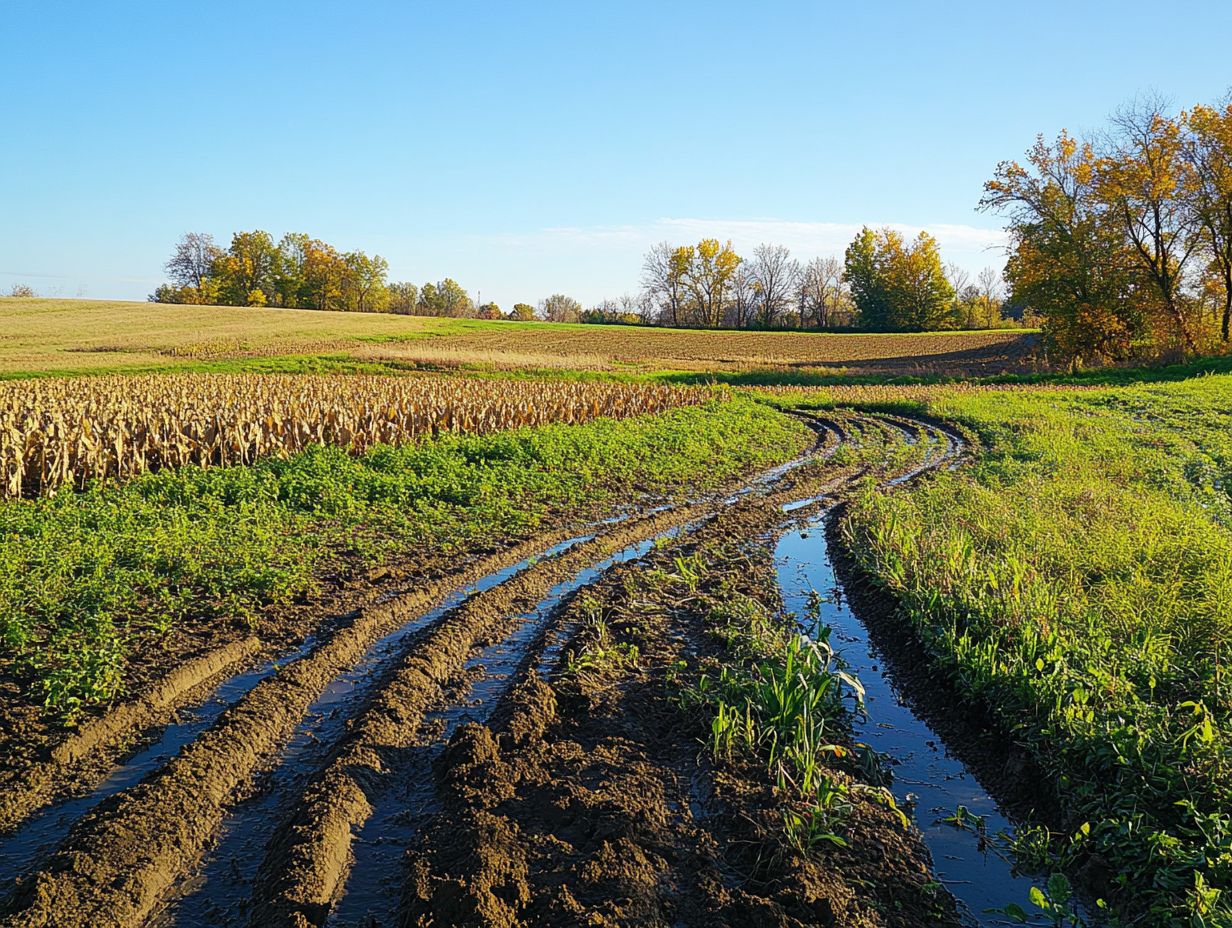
[0,374,706,498]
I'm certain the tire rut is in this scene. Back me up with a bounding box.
[0,522,637,928]
[1,412,916,928]
[245,503,725,928]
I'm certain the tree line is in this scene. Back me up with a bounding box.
[152,230,550,320]
[638,235,1008,331]
[983,94,1232,363]
[152,228,1009,332]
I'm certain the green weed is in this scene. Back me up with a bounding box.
[838,373,1232,925]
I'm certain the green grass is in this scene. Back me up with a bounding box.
[821,375,1232,926]
[0,397,808,718]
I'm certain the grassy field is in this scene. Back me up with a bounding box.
[0,397,804,716]
[775,377,1232,924]
[0,297,1036,379]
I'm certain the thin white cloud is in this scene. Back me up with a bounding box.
[490,217,1009,267]
[463,217,1011,308]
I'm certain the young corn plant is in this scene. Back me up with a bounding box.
[681,590,868,857]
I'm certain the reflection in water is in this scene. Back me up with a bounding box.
[775,512,1050,927]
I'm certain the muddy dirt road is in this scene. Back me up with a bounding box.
[0,411,1039,928]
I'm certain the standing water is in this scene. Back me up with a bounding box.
[775,508,1051,927]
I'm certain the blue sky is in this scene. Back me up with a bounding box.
[3,1,1230,308]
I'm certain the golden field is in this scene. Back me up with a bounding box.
[0,298,1037,378]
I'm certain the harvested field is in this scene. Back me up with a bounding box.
[0,373,700,497]
[0,298,1036,379]
[358,325,1037,376]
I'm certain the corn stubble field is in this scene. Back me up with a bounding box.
[2,299,1232,928]
[0,374,700,497]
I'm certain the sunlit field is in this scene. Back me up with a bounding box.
[0,298,1037,379]
[7,3,1232,925]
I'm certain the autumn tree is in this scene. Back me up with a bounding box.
[946,263,974,327]
[1096,100,1203,354]
[842,228,954,331]
[342,251,389,312]
[641,239,742,328]
[981,132,1141,362]
[274,233,312,307]
[164,232,223,303]
[1186,101,1232,341]
[799,256,849,329]
[539,293,583,323]
[885,231,955,329]
[729,263,757,327]
[641,241,692,327]
[217,230,279,306]
[437,278,473,316]
[388,281,419,314]
[509,303,537,321]
[417,282,441,315]
[417,279,472,316]
[302,240,347,310]
[974,267,1004,328]
[683,239,742,328]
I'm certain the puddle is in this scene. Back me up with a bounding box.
[775,511,1050,927]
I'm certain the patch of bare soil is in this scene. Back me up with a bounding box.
[402,482,961,928]
[248,501,742,928]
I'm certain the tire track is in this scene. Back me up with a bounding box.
[395,413,965,928]
[244,505,720,928]
[0,523,638,928]
[0,413,886,928]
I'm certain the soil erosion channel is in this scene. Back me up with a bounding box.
[0,412,1046,928]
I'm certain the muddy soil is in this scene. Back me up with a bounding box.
[0,515,609,836]
[0,411,981,928]
[402,472,960,928]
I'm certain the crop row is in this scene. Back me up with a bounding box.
[0,374,704,497]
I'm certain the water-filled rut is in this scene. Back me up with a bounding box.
[772,417,1062,925]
